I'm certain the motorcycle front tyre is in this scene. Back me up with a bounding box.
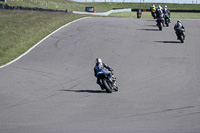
[179,34,184,43]
[165,19,169,27]
[102,79,113,93]
[114,87,118,91]
[158,22,162,31]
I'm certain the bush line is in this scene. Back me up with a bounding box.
[0,3,67,12]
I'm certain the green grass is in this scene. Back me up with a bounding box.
[171,12,200,19]
[109,12,200,19]
[2,0,200,12]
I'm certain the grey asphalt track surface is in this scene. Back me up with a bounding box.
[1,17,200,133]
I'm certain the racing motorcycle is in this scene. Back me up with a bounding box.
[176,29,185,43]
[156,17,164,31]
[164,14,170,27]
[97,71,118,93]
[151,8,156,19]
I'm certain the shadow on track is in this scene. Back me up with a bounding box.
[145,19,156,21]
[138,29,159,31]
[60,89,106,93]
[155,41,181,44]
[145,25,157,27]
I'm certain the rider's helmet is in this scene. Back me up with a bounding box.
[177,20,181,23]
[152,8,156,13]
[157,5,162,10]
[95,58,102,65]
[165,5,167,8]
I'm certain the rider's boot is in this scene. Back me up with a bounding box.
[96,79,100,85]
[97,79,104,90]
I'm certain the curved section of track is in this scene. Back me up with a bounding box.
[0,17,200,133]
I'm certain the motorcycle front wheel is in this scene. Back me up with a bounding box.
[165,18,169,27]
[102,79,113,93]
[158,22,162,31]
[179,34,184,43]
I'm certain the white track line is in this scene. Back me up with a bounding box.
[0,17,90,69]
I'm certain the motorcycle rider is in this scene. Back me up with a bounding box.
[150,4,156,11]
[150,4,156,18]
[156,5,163,10]
[156,6,164,26]
[94,58,113,88]
[163,5,171,22]
[156,5,163,17]
[174,20,185,39]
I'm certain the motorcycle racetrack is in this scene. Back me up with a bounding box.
[0,17,200,133]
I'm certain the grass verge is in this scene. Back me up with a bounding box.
[109,12,200,19]
[1,1,200,12]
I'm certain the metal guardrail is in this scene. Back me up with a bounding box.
[169,9,200,12]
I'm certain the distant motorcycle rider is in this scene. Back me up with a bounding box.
[174,20,185,39]
[94,58,113,87]
[150,4,156,11]
[163,5,171,22]
[156,5,164,18]
[156,6,164,26]
[150,4,156,18]
[156,5,163,10]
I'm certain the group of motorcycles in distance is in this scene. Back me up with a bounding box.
[150,4,185,43]
[94,5,187,93]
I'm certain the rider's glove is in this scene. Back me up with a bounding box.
[109,68,113,71]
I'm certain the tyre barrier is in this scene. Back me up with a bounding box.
[170,9,200,12]
[0,3,67,12]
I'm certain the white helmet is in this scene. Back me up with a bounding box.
[157,5,162,10]
[95,58,102,65]
[165,5,167,8]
